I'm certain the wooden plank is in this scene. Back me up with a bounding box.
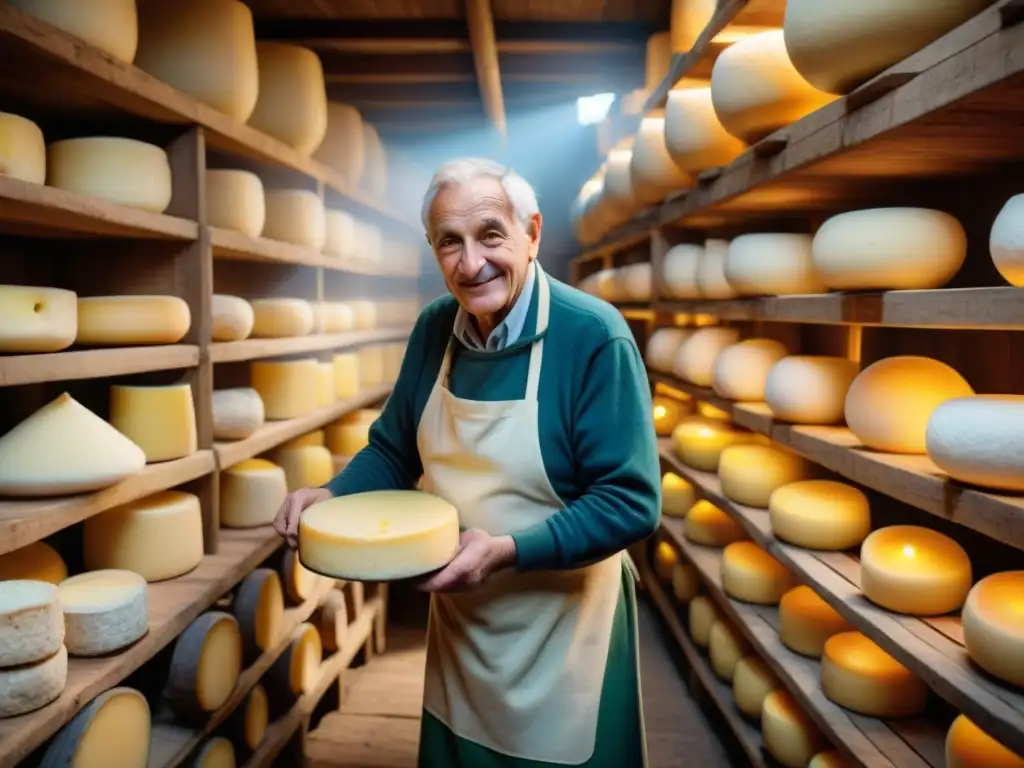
[301,595,382,714]
[307,713,420,768]
[242,702,304,768]
[210,328,411,364]
[465,0,507,140]
[0,344,200,387]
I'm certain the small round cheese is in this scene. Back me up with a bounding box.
[860,525,973,616]
[821,631,928,717]
[206,170,265,237]
[671,562,701,603]
[721,542,795,605]
[194,737,235,768]
[845,356,974,454]
[250,298,314,338]
[665,87,746,172]
[39,686,151,768]
[662,243,704,299]
[762,690,826,768]
[236,683,269,751]
[0,580,63,666]
[732,656,780,720]
[77,295,190,345]
[990,193,1024,287]
[47,137,172,213]
[621,262,652,302]
[9,0,138,62]
[263,189,326,250]
[810,752,854,768]
[646,327,694,372]
[779,585,853,658]
[313,102,366,187]
[673,327,741,386]
[653,540,680,581]
[251,358,320,420]
[946,714,1024,768]
[764,356,859,425]
[630,113,693,205]
[212,387,265,441]
[58,569,148,656]
[926,396,1024,491]
[718,443,808,508]
[0,541,67,583]
[0,112,46,184]
[961,571,1024,687]
[662,472,695,518]
[769,480,871,550]
[684,500,747,547]
[711,339,788,401]
[725,234,826,296]
[276,445,334,492]
[688,595,720,647]
[0,644,67,718]
[220,458,288,528]
[695,239,738,300]
[709,620,749,681]
[653,395,691,436]
[672,417,757,472]
[247,42,328,155]
[211,294,254,342]
[0,284,77,353]
[109,383,198,463]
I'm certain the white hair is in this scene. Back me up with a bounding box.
[420,157,540,233]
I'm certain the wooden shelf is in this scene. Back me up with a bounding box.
[572,212,655,267]
[0,527,283,766]
[0,450,215,557]
[0,344,201,388]
[242,702,304,768]
[658,442,1024,756]
[215,385,392,469]
[210,329,411,364]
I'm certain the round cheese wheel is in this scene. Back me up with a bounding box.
[946,714,1024,768]
[925,396,1024,491]
[662,472,695,518]
[782,0,994,95]
[212,387,265,441]
[263,189,326,250]
[779,585,852,658]
[695,239,738,299]
[234,683,269,751]
[0,580,63,666]
[276,445,333,491]
[206,170,265,238]
[194,737,235,768]
[718,443,808,508]
[47,137,172,213]
[710,30,835,143]
[233,568,284,661]
[688,595,720,647]
[313,102,366,187]
[733,656,780,720]
[821,631,928,717]
[860,525,973,615]
[721,541,795,605]
[220,458,288,528]
[250,298,314,338]
[711,339,788,401]
[346,300,378,331]
[251,359,320,420]
[77,295,190,346]
[725,234,825,296]
[0,541,67,583]
[671,562,701,603]
[810,752,854,768]
[9,0,138,62]
[653,540,680,581]
[653,395,692,436]
[813,208,967,290]
[990,193,1024,287]
[0,112,46,184]
[324,209,357,259]
[709,620,749,681]
[630,113,693,204]
[621,262,652,302]
[167,612,243,722]
[109,383,198,463]
[670,0,717,52]
[662,243,704,299]
[38,686,151,768]
[0,644,66,718]
[845,356,974,454]
[697,401,732,422]
[0,284,77,353]
[684,499,747,547]
[646,328,694,372]
[673,327,740,386]
[765,356,858,425]
[665,87,746,172]
[761,690,826,768]
[247,42,328,155]
[671,417,760,472]
[58,569,148,656]
[211,294,254,342]
[768,480,871,550]
[326,409,377,455]
[961,571,1024,687]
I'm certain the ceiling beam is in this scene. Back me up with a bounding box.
[329,80,629,105]
[465,0,506,141]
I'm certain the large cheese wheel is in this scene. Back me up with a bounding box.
[0,112,46,184]
[47,137,172,212]
[662,472,695,517]
[251,359,320,420]
[211,294,254,342]
[358,345,385,388]
[926,396,1024,491]
[947,714,1024,768]
[821,631,928,717]
[630,114,693,205]
[684,500,747,547]
[229,684,269,753]
[671,562,701,603]
[662,243,704,299]
[961,571,1024,687]
[673,327,740,386]
[733,656,780,720]
[621,262,652,302]
[0,644,66,718]
[688,595,720,647]
[84,490,204,582]
[671,417,759,472]
[0,392,146,497]
[313,102,366,186]
[38,686,151,768]
[57,569,148,656]
[695,239,738,299]
[9,0,138,62]
[813,208,967,290]
[646,327,693,372]
[324,209,357,259]
[283,548,322,605]
[250,298,314,338]
[220,458,287,528]
[653,395,691,436]
[670,0,717,52]
[315,362,334,407]
[769,480,871,550]
[299,490,461,580]
[346,300,378,331]
[653,540,680,581]
[664,88,746,172]
[167,612,243,723]
[725,234,825,296]
[711,339,788,401]
[0,541,67,583]
[268,622,322,702]
[718,443,808,508]
[0,284,77,353]
[762,690,826,768]
[709,620,749,681]
[247,43,328,155]
[765,356,858,425]
[276,445,333,491]
[110,384,198,462]
[317,302,355,333]
[710,30,835,144]
[860,525,972,615]
[360,122,388,199]
[0,580,63,666]
[212,387,264,441]
[779,585,852,658]
[193,737,235,768]
[77,295,190,345]
[990,193,1024,287]
[206,170,265,238]
[721,542,795,604]
[782,0,995,95]
[135,0,259,122]
[263,190,326,250]
[233,568,284,662]
[845,356,974,454]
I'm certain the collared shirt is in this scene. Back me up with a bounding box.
[453,262,537,352]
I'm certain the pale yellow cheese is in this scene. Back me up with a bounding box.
[662,243,704,299]
[688,595,720,647]
[192,614,243,712]
[358,345,386,388]
[946,714,1024,768]
[0,580,63,667]
[9,0,138,62]
[671,417,760,472]
[664,87,746,173]
[732,656,780,720]
[661,472,695,517]
[77,295,190,345]
[220,458,287,528]
[653,540,679,581]
[764,356,858,425]
[630,113,693,205]
[769,480,871,550]
[194,737,235,768]
[234,568,284,655]
[709,620,749,681]
[821,631,928,717]
[695,239,738,299]
[0,284,77,353]
[671,562,701,603]
[283,548,322,604]
[602,147,638,218]
[316,302,356,333]
[724,234,826,296]
[289,622,322,695]
[39,686,151,768]
[211,294,254,342]
[779,585,852,658]
[347,300,378,331]
[324,209,356,258]
[332,353,361,399]
[711,339,788,402]
[718,443,809,508]
[313,102,366,186]
[84,490,204,582]
[47,137,172,212]
[860,525,973,616]
[926,396,1024,492]
[0,392,146,497]
[674,327,740,386]
[205,170,265,237]
[684,500,747,547]
[276,445,334,492]
[960,571,1024,687]
[653,395,691,436]
[645,327,694,372]
[697,401,731,421]
[0,644,67,718]
[0,112,46,184]
[251,359,320,420]
[721,542,795,605]
[212,387,265,441]
[0,541,67,583]
[250,298,314,338]
[762,689,826,768]
[990,194,1024,287]
[248,42,328,155]
[58,569,148,656]
[263,189,326,250]
[281,430,325,450]
[621,262,653,302]
[316,362,335,407]
[110,384,198,462]
[325,410,374,456]
[242,684,269,750]
[299,490,461,580]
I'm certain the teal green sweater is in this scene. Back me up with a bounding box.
[324,274,662,572]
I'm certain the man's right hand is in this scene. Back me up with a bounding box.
[273,487,333,549]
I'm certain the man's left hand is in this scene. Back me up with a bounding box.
[418,529,516,592]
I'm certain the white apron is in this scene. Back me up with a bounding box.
[416,266,623,765]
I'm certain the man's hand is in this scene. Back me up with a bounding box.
[273,487,333,549]
[418,529,516,593]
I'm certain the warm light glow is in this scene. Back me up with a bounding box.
[654,405,667,420]
[577,93,616,126]
[711,25,779,44]
[902,545,915,558]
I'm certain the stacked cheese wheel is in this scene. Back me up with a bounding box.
[0,580,67,718]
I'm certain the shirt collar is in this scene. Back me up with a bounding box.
[453,261,537,352]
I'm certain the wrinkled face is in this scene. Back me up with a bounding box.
[427,175,542,322]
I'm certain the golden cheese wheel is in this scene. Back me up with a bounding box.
[946,714,1024,768]
[718,443,808,509]
[653,540,679,581]
[820,631,928,717]
[664,87,746,173]
[662,472,695,518]
[653,395,691,437]
[721,541,795,605]
[768,480,871,551]
[683,500,746,547]
[961,571,1024,687]
[630,113,693,204]
[779,585,853,658]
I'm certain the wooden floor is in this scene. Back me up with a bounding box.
[307,597,746,767]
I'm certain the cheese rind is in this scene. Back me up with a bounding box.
[206,170,265,237]
[0,644,67,718]
[0,284,77,353]
[212,387,265,440]
[732,656,780,720]
[250,298,314,338]
[821,631,928,717]
[926,396,1024,491]
[168,612,243,721]
[684,500,747,547]
[77,295,190,346]
[725,234,825,296]
[721,542,795,605]
[212,294,255,342]
[0,541,67,583]
[47,137,172,213]
[263,189,326,250]
[661,472,695,518]
[779,585,852,658]
[283,548,322,604]
[664,87,746,172]
[38,686,151,768]
[709,620,749,681]
[688,595,720,648]
[8,0,138,62]
[109,384,198,462]
[220,459,287,528]
[711,339,788,402]
[762,690,826,768]
[961,571,1024,687]
[0,580,64,666]
[235,684,269,751]
[630,115,693,204]
[652,395,691,436]
[233,568,284,662]
[769,480,872,550]
[57,569,148,656]
[289,622,322,695]
[718,443,808,508]
[990,193,1024,287]
[247,43,328,155]
[765,356,858,425]
[251,359,320,420]
[946,714,1024,768]
[0,112,46,185]
[674,327,740,386]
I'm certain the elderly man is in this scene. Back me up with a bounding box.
[274,157,660,767]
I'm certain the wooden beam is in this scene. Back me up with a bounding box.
[465,0,506,140]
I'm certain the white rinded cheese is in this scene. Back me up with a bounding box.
[684,499,747,547]
[711,339,788,401]
[84,490,204,582]
[645,327,693,372]
[263,190,326,250]
[47,137,172,213]
[77,295,190,345]
[299,490,461,580]
[0,112,46,184]
[110,383,198,462]
[333,353,361,399]
[205,170,265,238]
[725,234,825,296]
[251,358,320,419]
[695,239,738,299]
[313,102,366,186]
[662,243,704,299]
[0,644,67,718]
[360,122,388,199]
[0,541,67,583]
[946,714,1024,768]
[193,737,235,768]
[248,42,328,155]
[283,549,322,605]
[689,595,720,648]
[250,298,314,338]
[325,409,378,456]
[990,193,1024,287]
[719,443,809,508]
[762,690,826,768]
[962,572,1024,687]
[0,284,77,352]
[168,612,243,721]
[769,480,871,551]
[813,208,967,290]
[709,620,749,681]
[721,541,795,605]
[9,0,138,62]
[732,656,780,721]
[764,356,858,425]
[324,209,357,259]
[212,387,265,441]
[665,87,746,173]
[358,345,385,388]
[220,459,288,528]
[779,585,852,658]
[135,0,259,122]
[38,686,151,768]
[673,327,740,386]
[926,395,1024,491]
[0,580,63,667]
[58,569,148,656]
[630,113,693,205]
[233,568,284,661]
[821,631,928,717]
[276,445,334,492]
[0,392,146,497]
[211,294,254,342]
[670,0,717,52]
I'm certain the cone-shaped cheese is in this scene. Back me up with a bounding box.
[47,137,172,213]
[762,690,826,768]
[211,294,254,342]
[991,194,1024,287]
[765,356,858,425]
[653,540,679,581]
[665,88,746,173]
[662,243,704,299]
[263,190,326,250]
[725,234,825,296]
[220,459,287,528]
[0,112,46,184]
[0,541,67,583]
[361,122,388,199]
[206,170,265,238]
[733,656,780,720]
[674,327,740,386]
[0,393,146,497]
[779,585,852,658]
[689,595,720,647]
[946,714,1024,768]
[247,42,328,155]
[630,114,693,205]
[721,542,795,604]
[926,396,1024,492]
[696,239,737,299]
[662,472,695,517]
[821,631,928,717]
[646,327,693,372]
[712,339,788,402]
[769,480,871,550]
[718,443,809,508]
[76,295,191,346]
[961,571,1024,687]
[653,395,691,436]
[0,284,77,353]
[110,384,198,463]
[684,500,747,547]
[313,102,366,186]
[9,0,138,62]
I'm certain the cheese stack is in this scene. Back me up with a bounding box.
[0,580,68,717]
